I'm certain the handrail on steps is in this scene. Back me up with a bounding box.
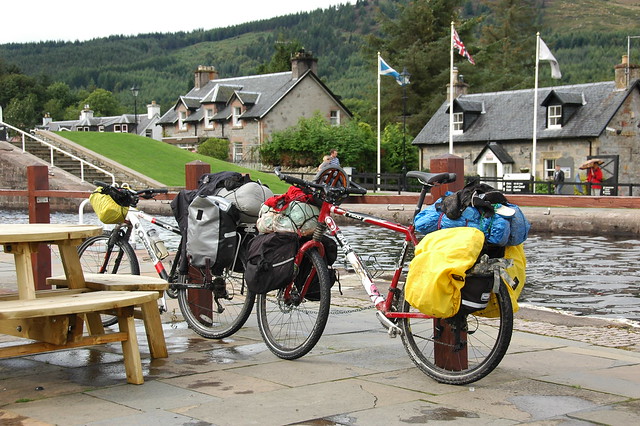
[1,120,115,185]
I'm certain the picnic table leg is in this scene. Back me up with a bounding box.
[140,299,168,359]
[117,306,144,385]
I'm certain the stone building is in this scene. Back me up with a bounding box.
[158,51,352,164]
[413,56,640,194]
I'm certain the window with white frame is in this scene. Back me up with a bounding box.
[179,111,187,130]
[232,107,242,127]
[544,159,556,179]
[114,124,121,132]
[548,105,562,128]
[330,110,340,126]
[233,143,243,162]
[98,125,104,132]
[205,108,214,129]
[453,112,464,133]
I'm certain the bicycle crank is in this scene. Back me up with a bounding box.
[375,311,402,337]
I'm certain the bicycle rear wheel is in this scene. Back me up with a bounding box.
[399,281,513,385]
[77,233,140,326]
[256,248,331,360]
[177,265,255,339]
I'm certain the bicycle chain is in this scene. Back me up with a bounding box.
[264,296,375,315]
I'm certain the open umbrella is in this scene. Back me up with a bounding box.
[579,159,604,169]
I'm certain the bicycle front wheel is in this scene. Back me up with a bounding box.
[77,233,140,326]
[177,265,255,339]
[256,248,331,360]
[399,281,513,385]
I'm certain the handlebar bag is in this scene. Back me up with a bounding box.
[187,195,240,273]
[245,232,299,294]
[89,187,129,224]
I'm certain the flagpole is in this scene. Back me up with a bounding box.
[532,32,540,182]
[377,52,381,191]
[449,22,455,154]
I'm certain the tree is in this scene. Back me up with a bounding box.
[198,138,230,161]
[75,88,123,117]
[5,94,39,129]
[260,113,375,172]
[367,0,471,136]
[380,123,418,173]
[256,36,304,74]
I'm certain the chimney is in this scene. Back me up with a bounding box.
[42,113,52,127]
[80,104,93,120]
[147,100,161,119]
[291,49,318,79]
[614,55,640,90]
[194,65,219,89]
[447,67,469,98]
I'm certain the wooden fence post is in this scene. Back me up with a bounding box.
[185,161,211,315]
[27,164,51,290]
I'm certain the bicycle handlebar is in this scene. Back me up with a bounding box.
[93,181,168,205]
[274,167,367,200]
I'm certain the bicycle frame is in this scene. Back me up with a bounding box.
[316,201,433,322]
[120,208,182,281]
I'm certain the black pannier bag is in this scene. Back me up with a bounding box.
[295,235,339,301]
[187,195,240,273]
[459,273,494,315]
[245,232,299,294]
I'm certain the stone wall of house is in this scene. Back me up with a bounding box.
[599,90,640,185]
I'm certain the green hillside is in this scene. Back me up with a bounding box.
[58,132,290,193]
[1,0,639,128]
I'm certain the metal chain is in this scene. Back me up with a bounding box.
[263,296,375,315]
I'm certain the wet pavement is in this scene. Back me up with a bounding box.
[0,250,639,425]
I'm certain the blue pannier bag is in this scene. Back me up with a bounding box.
[504,203,530,246]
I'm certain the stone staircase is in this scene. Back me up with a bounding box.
[6,136,114,184]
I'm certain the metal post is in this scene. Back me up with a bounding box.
[400,67,411,191]
[131,86,140,135]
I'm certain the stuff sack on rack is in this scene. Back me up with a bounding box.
[89,186,131,224]
[245,232,299,294]
[186,195,240,272]
[216,181,274,224]
[295,235,339,301]
[257,186,319,235]
[404,227,485,318]
[414,200,511,246]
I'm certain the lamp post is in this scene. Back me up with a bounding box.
[130,86,139,134]
[400,67,411,191]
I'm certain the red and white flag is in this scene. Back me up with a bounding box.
[452,28,475,65]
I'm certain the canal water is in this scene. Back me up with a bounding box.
[3,209,639,325]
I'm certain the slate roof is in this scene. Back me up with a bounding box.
[413,80,639,146]
[159,70,351,125]
[473,141,514,165]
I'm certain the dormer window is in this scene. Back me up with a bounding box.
[205,108,214,129]
[232,106,242,127]
[547,105,562,128]
[453,112,464,133]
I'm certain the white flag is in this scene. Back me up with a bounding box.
[539,38,561,79]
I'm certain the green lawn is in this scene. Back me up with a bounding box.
[58,132,289,193]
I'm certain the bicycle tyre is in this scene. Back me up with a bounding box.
[77,233,140,327]
[177,265,255,339]
[399,281,513,385]
[256,248,331,360]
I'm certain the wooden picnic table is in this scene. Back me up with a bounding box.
[0,223,165,384]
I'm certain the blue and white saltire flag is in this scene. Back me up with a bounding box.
[379,56,408,85]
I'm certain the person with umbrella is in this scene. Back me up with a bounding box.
[583,160,604,196]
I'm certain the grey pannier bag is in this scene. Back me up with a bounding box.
[186,195,240,273]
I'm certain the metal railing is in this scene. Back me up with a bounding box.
[0,121,115,185]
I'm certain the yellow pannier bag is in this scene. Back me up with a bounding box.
[475,244,526,318]
[89,187,129,224]
[405,227,485,318]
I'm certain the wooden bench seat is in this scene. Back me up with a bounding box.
[47,273,169,291]
[0,290,161,384]
[45,273,169,359]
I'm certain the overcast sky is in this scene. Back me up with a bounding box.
[2,1,357,44]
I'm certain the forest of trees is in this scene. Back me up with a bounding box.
[1,0,638,161]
